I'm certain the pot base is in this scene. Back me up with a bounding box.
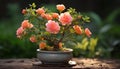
[40,61,70,65]
[33,60,76,67]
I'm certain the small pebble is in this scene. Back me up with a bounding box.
[69,60,77,65]
[32,62,42,66]
[90,63,94,65]
[79,62,84,65]
[98,64,102,66]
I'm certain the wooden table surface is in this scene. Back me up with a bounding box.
[0,58,120,69]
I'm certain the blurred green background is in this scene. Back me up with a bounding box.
[0,0,120,58]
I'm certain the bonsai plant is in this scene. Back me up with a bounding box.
[16,3,92,64]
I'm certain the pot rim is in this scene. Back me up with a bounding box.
[37,49,73,53]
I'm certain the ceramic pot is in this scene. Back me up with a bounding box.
[37,49,73,64]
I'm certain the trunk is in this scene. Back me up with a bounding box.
[53,43,59,51]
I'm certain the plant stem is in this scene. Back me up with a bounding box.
[58,26,69,44]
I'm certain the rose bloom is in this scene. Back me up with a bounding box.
[73,25,82,35]
[36,8,45,15]
[59,12,73,25]
[46,20,60,34]
[85,28,92,37]
[41,13,46,18]
[16,27,24,37]
[22,9,27,14]
[29,36,37,43]
[52,13,59,19]
[44,14,53,20]
[39,42,46,49]
[78,15,82,19]
[56,4,65,12]
[29,24,33,28]
[21,20,33,29]
[59,42,63,48]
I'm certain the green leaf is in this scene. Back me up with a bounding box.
[81,38,88,50]
[82,16,90,22]
[32,3,36,8]
[70,28,74,33]
[89,38,98,52]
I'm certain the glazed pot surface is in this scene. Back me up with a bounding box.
[37,49,73,64]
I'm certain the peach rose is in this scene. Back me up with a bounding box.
[85,28,92,37]
[59,12,73,25]
[73,25,82,35]
[21,20,33,29]
[41,13,46,18]
[59,42,63,48]
[52,13,59,19]
[78,15,82,19]
[39,42,46,49]
[29,36,37,43]
[46,20,60,34]
[56,4,65,12]
[40,37,44,40]
[22,9,27,14]
[36,8,45,15]
[44,14,53,20]
[16,27,24,37]
[29,23,33,28]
